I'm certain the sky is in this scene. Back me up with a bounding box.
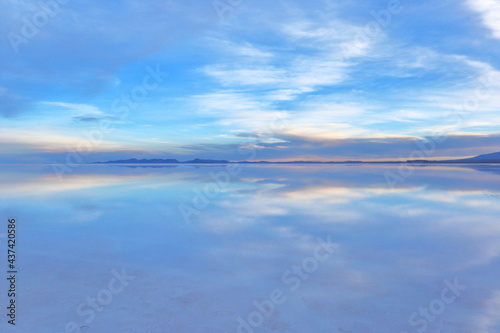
[1,0,500,163]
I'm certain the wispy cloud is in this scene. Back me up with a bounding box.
[42,102,103,115]
[200,11,382,101]
[41,102,119,123]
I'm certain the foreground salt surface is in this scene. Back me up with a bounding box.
[0,165,499,333]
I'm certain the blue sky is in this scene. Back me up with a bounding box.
[1,0,499,162]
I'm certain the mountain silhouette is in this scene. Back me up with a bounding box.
[454,151,500,162]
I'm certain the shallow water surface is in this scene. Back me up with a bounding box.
[0,164,499,333]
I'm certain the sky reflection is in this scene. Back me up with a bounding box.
[0,165,499,333]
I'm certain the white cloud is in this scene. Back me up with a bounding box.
[42,102,105,115]
[189,2,500,145]
[204,38,275,59]
[468,0,500,38]
[201,16,381,101]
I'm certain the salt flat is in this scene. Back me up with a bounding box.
[0,164,499,333]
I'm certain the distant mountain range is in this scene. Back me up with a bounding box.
[95,158,230,164]
[451,151,500,163]
[94,151,500,164]
[409,151,500,164]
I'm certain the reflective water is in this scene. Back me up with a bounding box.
[0,164,499,333]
